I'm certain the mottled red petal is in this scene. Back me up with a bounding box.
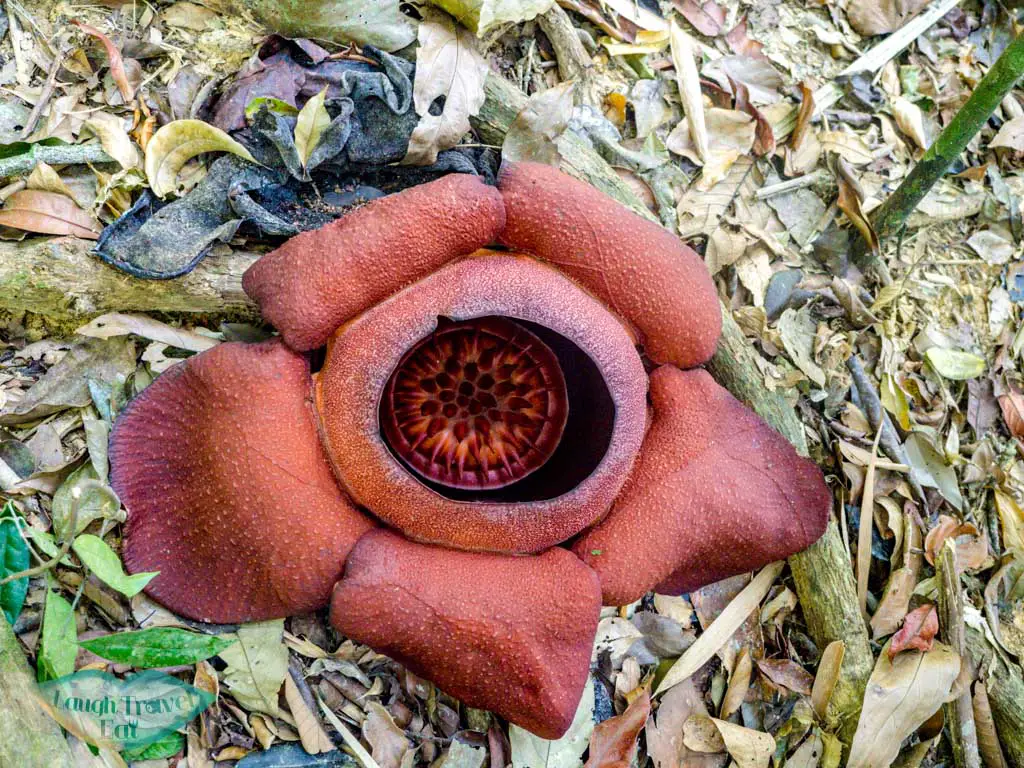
[242,174,506,351]
[497,161,721,368]
[316,252,648,553]
[110,340,374,623]
[573,366,830,605]
[330,530,601,738]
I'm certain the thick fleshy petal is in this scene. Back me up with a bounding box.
[573,366,830,605]
[330,530,601,738]
[242,173,506,352]
[316,252,648,553]
[497,161,722,368]
[110,340,374,623]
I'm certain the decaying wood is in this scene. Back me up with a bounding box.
[937,543,982,768]
[0,615,76,768]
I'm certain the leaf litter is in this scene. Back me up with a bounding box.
[0,0,1023,764]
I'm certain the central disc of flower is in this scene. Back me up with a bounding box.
[381,316,569,490]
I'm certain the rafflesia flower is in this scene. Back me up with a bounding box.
[110,162,830,738]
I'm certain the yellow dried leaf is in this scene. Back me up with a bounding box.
[294,87,331,168]
[144,119,256,198]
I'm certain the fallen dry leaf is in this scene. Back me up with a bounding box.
[669,20,709,166]
[675,0,725,36]
[503,81,575,166]
[73,21,135,102]
[724,16,764,58]
[284,667,334,754]
[888,604,939,660]
[720,647,752,719]
[0,190,100,239]
[999,388,1024,438]
[847,0,930,36]
[756,658,814,696]
[404,9,489,165]
[810,641,845,720]
[647,679,724,768]
[847,641,961,768]
[836,158,879,255]
[924,515,989,570]
[144,119,256,198]
[990,116,1024,152]
[657,562,783,694]
[584,689,651,768]
[363,702,412,768]
[667,108,756,189]
[84,112,140,170]
[893,97,930,152]
[685,716,774,768]
[294,87,331,169]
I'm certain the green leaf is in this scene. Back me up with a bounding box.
[80,627,237,668]
[925,347,986,380]
[72,534,158,597]
[122,731,185,761]
[144,119,257,198]
[0,506,30,624]
[294,87,331,168]
[220,619,288,716]
[52,464,121,539]
[246,96,299,122]
[38,589,77,681]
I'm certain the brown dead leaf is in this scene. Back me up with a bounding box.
[990,116,1024,152]
[835,160,879,255]
[756,658,814,696]
[924,515,989,570]
[893,97,930,152]
[669,20,709,165]
[789,81,815,153]
[847,641,960,768]
[647,680,725,768]
[73,21,135,102]
[847,0,930,36]
[404,9,489,165]
[888,604,939,660]
[999,388,1024,437]
[675,0,725,36]
[685,716,774,768]
[724,16,764,58]
[668,108,756,190]
[284,667,334,754]
[363,703,412,768]
[720,647,752,718]
[0,190,100,239]
[811,641,845,720]
[584,689,651,768]
[973,682,1009,768]
[731,78,775,156]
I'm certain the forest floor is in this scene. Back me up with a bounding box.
[0,0,1022,766]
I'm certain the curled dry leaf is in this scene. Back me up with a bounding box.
[583,689,651,768]
[26,163,81,204]
[84,112,140,170]
[924,515,989,570]
[144,119,257,198]
[427,0,556,36]
[404,9,489,166]
[847,0,931,36]
[888,604,939,660]
[657,562,784,695]
[0,190,100,239]
[892,97,929,152]
[847,640,961,768]
[675,0,725,36]
[283,668,334,755]
[972,682,1008,768]
[756,658,814,696]
[76,312,219,353]
[669,20,709,166]
[667,108,756,190]
[363,703,411,768]
[724,16,764,59]
[685,715,774,768]
[810,641,845,720]
[835,158,879,255]
[999,388,1024,438]
[990,116,1024,152]
[294,87,331,169]
[502,82,575,166]
[647,679,723,768]
[73,21,135,102]
[719,647,751,719]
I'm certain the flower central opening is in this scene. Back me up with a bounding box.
[381,316,569,490]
